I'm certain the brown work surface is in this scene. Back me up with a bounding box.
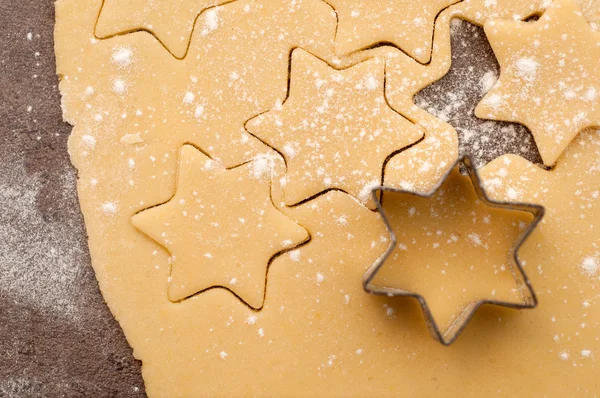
[0,1,540,396]
[0,0,145,396]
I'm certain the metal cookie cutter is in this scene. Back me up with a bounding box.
[362,156,545,345]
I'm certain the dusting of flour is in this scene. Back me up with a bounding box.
[0,153,89,322]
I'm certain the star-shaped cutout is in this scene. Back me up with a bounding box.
[131,145,309,309]
[363,157,544,345]
[245,49,423,208]
[328,0,461,63]
[476,0,600,167]
[95,0,225,58]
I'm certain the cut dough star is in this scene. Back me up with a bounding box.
[96,0,224,58]
[476,0,600,166]
[328,0,460,62]
[368,159,541,344]
[246,49,423,207]
[131,145,309,309]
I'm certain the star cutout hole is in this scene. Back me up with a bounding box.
[364,157,543,344]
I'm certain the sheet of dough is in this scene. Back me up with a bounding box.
[55,0,600,395]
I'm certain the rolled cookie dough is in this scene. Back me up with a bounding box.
[55,0,600,395]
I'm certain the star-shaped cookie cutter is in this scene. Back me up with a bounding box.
[363,156,545,345]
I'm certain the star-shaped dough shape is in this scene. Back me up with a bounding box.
[328,0,460,63]
[365,158,542,344]
[476,0,600,167]
[131,145,309,309]
[246,49,423,208]
[95,0,225,58]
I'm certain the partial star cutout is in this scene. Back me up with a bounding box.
[246,49,423,208]
[131,145,309,309]
[328,0,460,63]
[476,0,600,167]
[415,19,543,167]
[363,157,543,345]
[96,0,226,58]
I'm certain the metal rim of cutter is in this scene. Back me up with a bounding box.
[362,155,545,346]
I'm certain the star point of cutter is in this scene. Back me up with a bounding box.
[245,48,423,208]
[363,156,544,345]
[327,0,461,63]
[475,0,600,167]
[131,145,309,309]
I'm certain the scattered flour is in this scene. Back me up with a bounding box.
[483,93,503,110]
[100,201,118,216]
[316,272,325,284]
[251,153,280,180]
[580,256,598,277]
[506,187,519,200]
[81,134,96,149]
[585,87,597,102]
[112,79,127,95]
[581,350,592,358]
[516,57,538,82]
[480,70,498,94]
[120,133,144,145]
[385,305,395,317]
[111,47,133,67]
[0,155,88,322]
[336,215,348,226]
[468,233,483,246]
[201,8,220,36]
[183,91,195,104]
[358,180,380,203]
[289,250,301,262]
